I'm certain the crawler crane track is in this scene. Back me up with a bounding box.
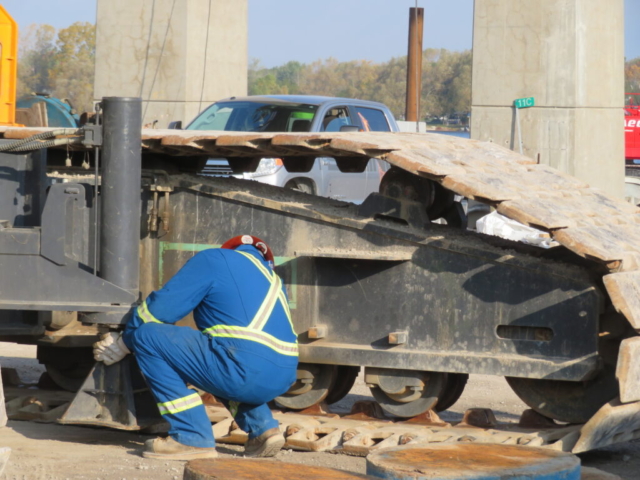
[3,128,640,452]
[4,381,640,456]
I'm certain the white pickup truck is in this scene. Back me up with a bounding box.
[182,95,399,204]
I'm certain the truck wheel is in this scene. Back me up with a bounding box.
[285,178,315,195]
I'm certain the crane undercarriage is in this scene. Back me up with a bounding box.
[2,98,640,455]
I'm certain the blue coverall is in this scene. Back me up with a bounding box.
[122,245,298,448]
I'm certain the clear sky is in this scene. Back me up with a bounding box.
[3,0,639,65]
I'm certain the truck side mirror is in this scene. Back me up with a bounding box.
[339,125,362,133]
[168,120,182,130]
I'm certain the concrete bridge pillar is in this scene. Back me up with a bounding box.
[94,0,247,128]
[471,0,625,197]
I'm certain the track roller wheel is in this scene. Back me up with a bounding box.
[274,363,336,410]
[365,367,446,418]
[435,373,469,412]
[326,366,360,405]
[506,366,619,424]
[380,167,435,207]
[507,313,629,424]
[37,346,94,392]
[380,167,461,225]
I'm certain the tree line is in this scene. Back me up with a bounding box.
[18,23,95,113]
[15,23,640,118]
[249,49,472,120]
[627,58,640,94]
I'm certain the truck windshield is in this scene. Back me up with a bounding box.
[187,101,318,132]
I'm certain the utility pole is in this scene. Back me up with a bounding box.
[405,6,424,130]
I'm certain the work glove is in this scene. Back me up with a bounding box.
[93,332,131,366]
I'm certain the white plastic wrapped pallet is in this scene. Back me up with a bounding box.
[476,211,559,249]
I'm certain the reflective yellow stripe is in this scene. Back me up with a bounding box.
[137,300,163,324]
[203,325,298,357]
[278,290,295,333]
[157,392,202,415]
[247,272,282,331]
[236,250,296,335]
[235,250,274,281]
[217,251,299,356]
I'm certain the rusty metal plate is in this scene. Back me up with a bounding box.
[183,458,373,480]
[572,399,640,454]
[366,444,580,480]
[616,337,640,403]
[603,272,640,330]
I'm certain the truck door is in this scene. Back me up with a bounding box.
[353,106,393,198]
[318,106,367,203]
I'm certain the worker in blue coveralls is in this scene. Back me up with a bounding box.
[92,235,298,460]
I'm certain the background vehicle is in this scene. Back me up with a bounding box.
[185,95,399,204]
[625,93,640,163]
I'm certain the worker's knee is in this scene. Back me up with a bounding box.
[130,322,167,352]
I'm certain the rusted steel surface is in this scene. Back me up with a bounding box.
[572,399,640,454]
[366,444,580,479]
[183,458,373,480]
[602,272,640,330]
[1,128,638,327]
[615,337,640,403]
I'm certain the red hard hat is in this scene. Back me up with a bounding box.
[221,235,275,264]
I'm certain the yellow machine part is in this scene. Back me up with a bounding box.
[0,5,17,126]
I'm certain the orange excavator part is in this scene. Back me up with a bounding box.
[0,5,18,126]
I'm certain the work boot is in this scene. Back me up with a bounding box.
[142,436,218,461]
[243,428,285,457]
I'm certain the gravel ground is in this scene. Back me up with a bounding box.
[1,342,638,479]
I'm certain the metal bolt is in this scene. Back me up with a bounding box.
[309,325,328,339]
[388,331,408,345]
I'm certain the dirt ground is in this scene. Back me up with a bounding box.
[1,342,639,480]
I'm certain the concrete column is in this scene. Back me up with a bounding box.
[471,0,625,197]
[94,0,247,128]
